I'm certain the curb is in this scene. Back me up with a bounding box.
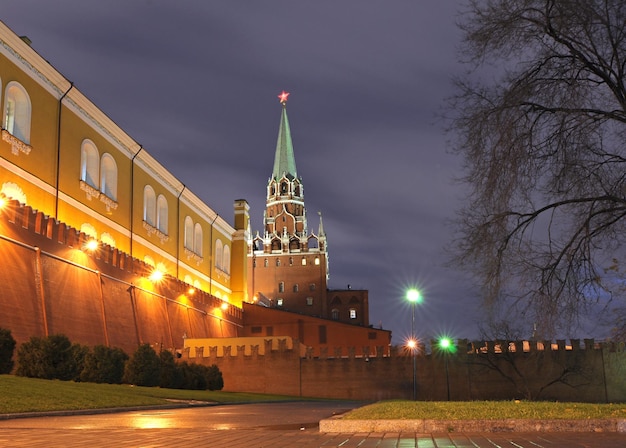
[319,416,626,433]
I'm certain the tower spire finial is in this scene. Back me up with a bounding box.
[278,90,290,105]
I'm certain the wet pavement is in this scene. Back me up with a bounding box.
[0,402,624,447]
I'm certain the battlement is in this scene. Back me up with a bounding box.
[183,336,388,360]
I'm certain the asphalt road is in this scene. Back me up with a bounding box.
[0,402,624,447]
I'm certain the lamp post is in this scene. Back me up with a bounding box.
[406,288,422,400]
[439,337,453,401]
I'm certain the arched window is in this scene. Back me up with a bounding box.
[1,182,27,204]
[100,232,116,248]
[143,185,156,226]
[194,223,203,257]
[156,194,168,234]
[331,309,339,320]
[215,239,223,270]
[223,244,230,273]
[80,223,97,239]
[80,140,99,189]
[3,82,31,144]
[100,153,117,200]
[184,216,194,250]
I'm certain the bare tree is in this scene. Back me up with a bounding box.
[449,0,626,339]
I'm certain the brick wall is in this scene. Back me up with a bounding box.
[187,337,626,402]
[0,200,241,355]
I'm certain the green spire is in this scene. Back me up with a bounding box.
[272,98,297,180]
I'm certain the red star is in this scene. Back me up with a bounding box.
[278,90,290,104]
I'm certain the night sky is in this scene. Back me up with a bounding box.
[2,1,479,345]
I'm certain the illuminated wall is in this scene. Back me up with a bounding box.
[0,21,247,307]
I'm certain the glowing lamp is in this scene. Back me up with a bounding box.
[84,239,99,251]
[406,288,422,304]
[149,269,164,283]
[440,338,451,349]
[221,302,229,311]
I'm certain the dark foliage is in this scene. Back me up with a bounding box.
[16,334,85,380]
[80,345,129,384]
[123,343,161,387]
[0,327,16,374]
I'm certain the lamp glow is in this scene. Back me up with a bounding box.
[406,288,422,304]
[84,239,98,251]
[149,269,164,283]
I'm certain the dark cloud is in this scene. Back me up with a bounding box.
[2,1,481,343]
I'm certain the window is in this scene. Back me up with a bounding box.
[276,298,283,307]
[194,223,203,257]
[276,258,281,266]
[80,140,99,189]
[331,309,339,320]
[143,186,156,226]
[215,239,223,270]
[306,297,313,306]
[314,257,320,265]
[349,308,357,319]
[278,282,284,293]
[184,216,194,250]
[156,194,168,234]
[100,153,117,200]
[1,182,27,204]
[301,257,307,266]
[309,283,316,291]
[250,326,262,334]
[3,81,31,143]
[293,284,299,292]
[264,258,268,267]
[222,245,230,273]
[289,257,293,266]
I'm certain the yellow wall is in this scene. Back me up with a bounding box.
[0,21,245,308]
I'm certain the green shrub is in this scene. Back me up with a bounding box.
[158,350,182,389]
[123,344,161,387]
[80,345,128,384]
[205,363,224,391]
[176,361,223,390]
[0,328,16,374]
[16,334,85,380]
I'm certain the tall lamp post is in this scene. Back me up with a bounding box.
[439,337,453,401]
[406,288,422,400]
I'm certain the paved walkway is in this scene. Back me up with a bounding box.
[0,427,625,447]
[0,403,624,447]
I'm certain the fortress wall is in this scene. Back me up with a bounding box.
[0,238,44,340]
[41,256,106,347]
[187,338,626,402]
[0,200,242,356]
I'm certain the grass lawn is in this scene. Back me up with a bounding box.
[0,375,304,414]
[3,375,626,421]
[344,400,626,420]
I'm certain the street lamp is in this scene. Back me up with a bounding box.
[406,288,422,400]
[438,336,454,401]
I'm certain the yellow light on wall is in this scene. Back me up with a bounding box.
[84,239,99,251]
[221,302,229,311]
[149,268,164,283]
